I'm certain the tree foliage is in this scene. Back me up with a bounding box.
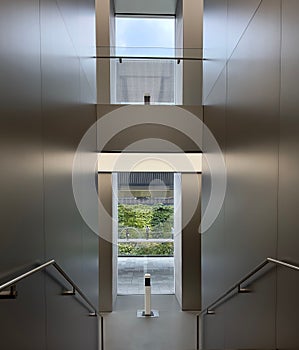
[118,204,174,233]
[118,204,152,229]
[150,204,173,232]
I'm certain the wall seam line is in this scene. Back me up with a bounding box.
[203,0,263,105]
[275,1,283,349]
[54,0,95,96]
[223,1,229,348]
[39,0,48,349]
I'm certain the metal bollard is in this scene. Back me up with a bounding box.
[144,273,151,316]
[137,273,159,318]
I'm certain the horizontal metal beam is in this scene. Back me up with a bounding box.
[94,56,205,61]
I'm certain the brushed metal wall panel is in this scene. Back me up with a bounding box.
[0,0,44,277]
[0,276,47,350]
[79,64,99,307]
[202,69,227,307]
[202,5,227,348]
[225,0,280,287]
[181,173,201,311]
[0,0,46,348]
[98,173,114,312]
[97,105,203,152]
[202,0,281,348]
[277,0,299,347]
[224,270,276,349]
[41,0,98,348]
[201,68,226,350]
[174,173,182,306]
[203,0,227,104]
[227,0,261,57]
[46,275,99,350]
[42,0,83,281]
[224,1,280,348]
[202,304,225,350]
[0,0,97,348]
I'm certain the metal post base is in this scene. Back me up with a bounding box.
[137,309,159,318]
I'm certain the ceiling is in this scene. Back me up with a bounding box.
[113,0,178,16]
[98,153,202,173]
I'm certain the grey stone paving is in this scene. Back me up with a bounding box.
[118,257,174,294]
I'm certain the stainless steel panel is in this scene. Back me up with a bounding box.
[277,0,299,347]
[46,275,98,350]
[97,105,203,152]
[0,0,98,348]
[98,173,114,312]
[202,68,226,349]
[227,0,261,57]
[181,173,201,311]
[203,0,228,104]
[0,0,43,279]
[202,0,281,348]
[0,0,46,348]
[41,0,98,348]
[224,1,280,347]
[225,0,280,285]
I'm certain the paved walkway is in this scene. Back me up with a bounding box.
[118,257,174,294]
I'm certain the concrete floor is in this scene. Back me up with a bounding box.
[118,257,174,294]
[103,295,199,350]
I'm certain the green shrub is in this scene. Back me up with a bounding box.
[118,242,174,256]
[151,204,173,232]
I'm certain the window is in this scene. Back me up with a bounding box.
[115,17,175,56]
[111,16,179,104]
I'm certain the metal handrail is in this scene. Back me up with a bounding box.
[94,55,205,61]
[0,260,99,317]
[201,257,299,315]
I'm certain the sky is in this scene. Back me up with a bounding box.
[115,17,175,57]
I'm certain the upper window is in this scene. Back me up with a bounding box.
[111,16,179,105]
[115,16,175,56]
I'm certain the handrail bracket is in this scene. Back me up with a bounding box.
[0,285,17,299]
[62,286,76,296]
[238,285,251,293]
[201,257,299,317]
[0,260,99,317]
